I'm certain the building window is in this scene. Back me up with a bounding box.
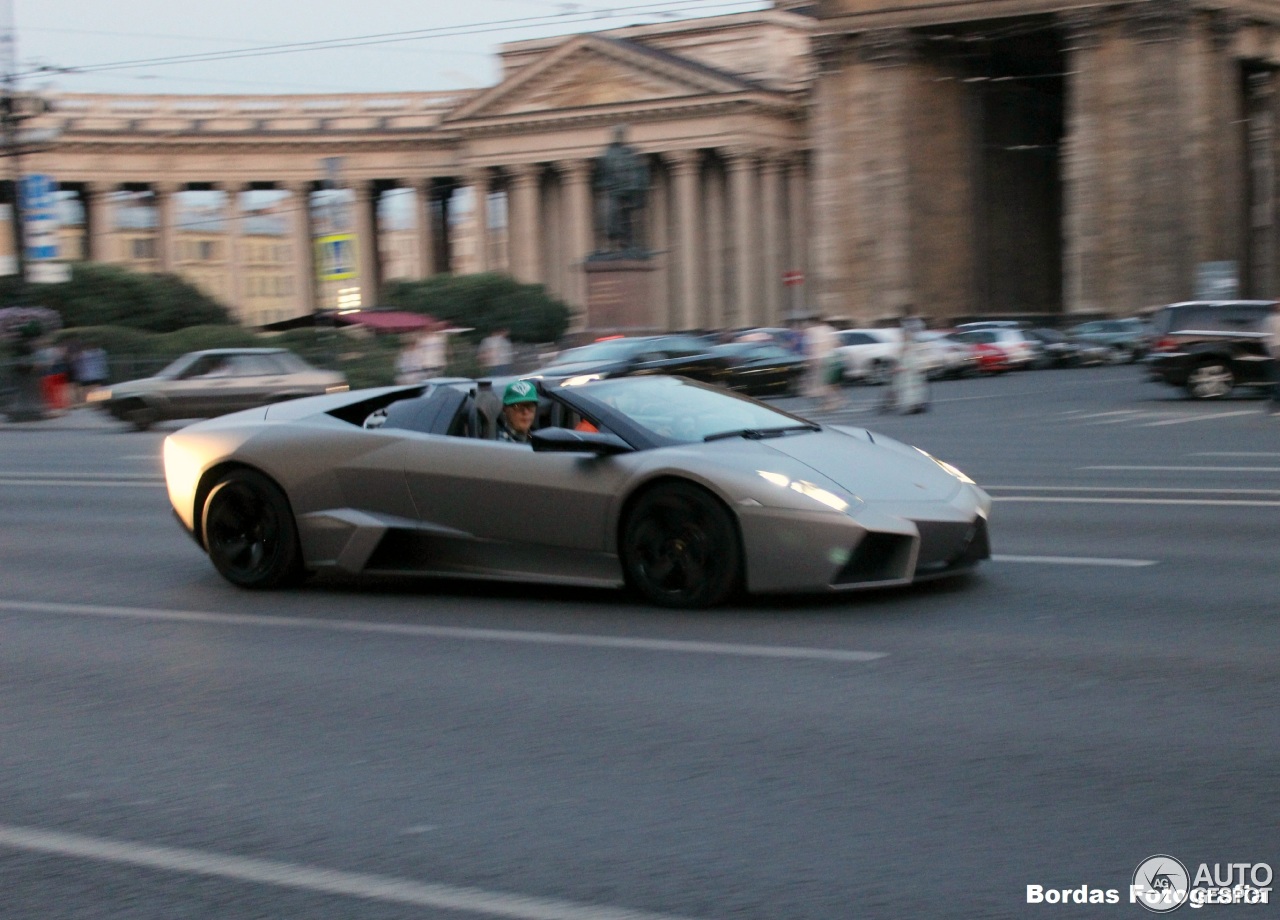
[131,237,157,260]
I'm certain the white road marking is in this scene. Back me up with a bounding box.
[0,600,886,664]
[1080,465,1280,473]
[0,471,160,479]
[1192,451,1280,457]
[0,478,165,488]
[992,554,1157,567]
[994,496,1280,507]
[1141,410,1259,426]
[0,823,695,920]
[987,485,1280,494]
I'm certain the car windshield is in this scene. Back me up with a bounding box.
[576,376,815,444]
[546,339,642,366]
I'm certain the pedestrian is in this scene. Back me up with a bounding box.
[477,327,514,377]
[39,340,70,415]
[886,314,929,414]
[75,343,110,399]
[1267,301,1280,415]
[803,314,843,411]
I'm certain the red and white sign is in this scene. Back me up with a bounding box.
[783,269,804,287]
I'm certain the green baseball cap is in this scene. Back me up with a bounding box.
[503,379,539,406]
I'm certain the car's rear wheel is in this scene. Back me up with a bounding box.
[202,469,303,589]
[119,399,158,431]
[1185,361,1234,400]
[621,482,741,608]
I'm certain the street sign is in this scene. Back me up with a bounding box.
[316,234,357,280]
[20,174,64,280]
[783,269,804,287]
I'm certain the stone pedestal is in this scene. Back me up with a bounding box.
[584,258,659,334]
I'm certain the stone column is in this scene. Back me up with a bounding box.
[1061,10,1105,314]
[1248,71,1276,297]
[668,150,701,332]
[221,182,246,321]
[415,177,437,278]
[352,180,379,308]
[760,151,785,325]
[286,180,317,316]
[83,182,113,262]
[725,147,758,329]
[704,165,725,330]
[152,182,179,273]
[561,159,593,310]
[786,153,809,320]
[507,163,541,284]
[464,168,490,274]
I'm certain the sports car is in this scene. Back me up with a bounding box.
[162,375,991,608]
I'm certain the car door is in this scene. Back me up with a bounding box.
[401,419,638,578]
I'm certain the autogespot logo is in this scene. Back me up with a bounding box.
[1132,855,1191,913]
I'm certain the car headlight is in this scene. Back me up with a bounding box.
[914,447,975,484]
[757,470,852,513]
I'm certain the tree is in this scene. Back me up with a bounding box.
[0,263,233,332]
[382,273,572,344]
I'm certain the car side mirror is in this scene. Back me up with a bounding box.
[530,427,632,455]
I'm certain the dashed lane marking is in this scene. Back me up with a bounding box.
[0,823,698,920]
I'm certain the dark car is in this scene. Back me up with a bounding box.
[88,347,349,430]
[1024,328,1109,368]
[712,340,806,396]
[1067,317,1151,363]
[532,334,733,387]
[1145,301,1275,399]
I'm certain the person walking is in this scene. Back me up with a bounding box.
[803,315,843,411]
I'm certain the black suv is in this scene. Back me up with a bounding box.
[1145,301,1275,399]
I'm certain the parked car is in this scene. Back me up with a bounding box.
[163,374,991,608]
[712,340,806,397]
[945,327,1038,370]
[1144,300,1275,399]
[1067,317,1151,363]
[88,348,349,430]
[834,328,960,384]
[916,331,978,378]
[1024,328,1109,368]
[531,334,732,387]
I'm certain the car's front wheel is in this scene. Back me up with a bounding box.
[1185,360,1235,400]
[621,482,741,608]
[202,469,303,589]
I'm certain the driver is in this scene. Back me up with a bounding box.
[497,380,539,443]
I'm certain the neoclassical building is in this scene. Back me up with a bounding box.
[13,0,1280,329]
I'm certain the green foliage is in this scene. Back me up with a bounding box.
[382,273,573,344]
[0,263,233,332]
[152,325,261,354]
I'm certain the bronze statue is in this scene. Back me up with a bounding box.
[595,125,650,257]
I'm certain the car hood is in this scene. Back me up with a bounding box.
[757,428,963,502]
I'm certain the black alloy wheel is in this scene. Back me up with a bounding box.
[621,482,742,608]
[202,469,303,589]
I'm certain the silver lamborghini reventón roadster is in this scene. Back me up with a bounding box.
[163,375,991,608]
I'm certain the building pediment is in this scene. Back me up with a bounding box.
[444,35,756,123]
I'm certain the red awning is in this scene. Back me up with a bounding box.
[335,311,435,334]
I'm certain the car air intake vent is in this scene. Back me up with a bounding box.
[833,532,915,585]
[915,517,990,576]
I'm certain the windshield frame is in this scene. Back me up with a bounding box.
[554,375,819,448]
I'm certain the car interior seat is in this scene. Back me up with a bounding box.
[471,381,502,439]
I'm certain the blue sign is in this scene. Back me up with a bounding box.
[20,174,59,262]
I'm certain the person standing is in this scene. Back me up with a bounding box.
[803,315,842,411]
[891,315,929,414]
[478,327,514,377]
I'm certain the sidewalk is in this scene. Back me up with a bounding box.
[0,405,125,432]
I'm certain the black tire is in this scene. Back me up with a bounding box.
[621,482,742,608]
[202,469,303,589]
[120,400,157,431]
[1185,360,1234,400]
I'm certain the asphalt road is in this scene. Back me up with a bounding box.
[1,365,1277,919]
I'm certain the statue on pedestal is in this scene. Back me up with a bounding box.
[594,125,650,259]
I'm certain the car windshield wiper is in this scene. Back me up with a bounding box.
[704,423,821,442]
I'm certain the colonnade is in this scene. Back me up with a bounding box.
[63,145,811,333]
